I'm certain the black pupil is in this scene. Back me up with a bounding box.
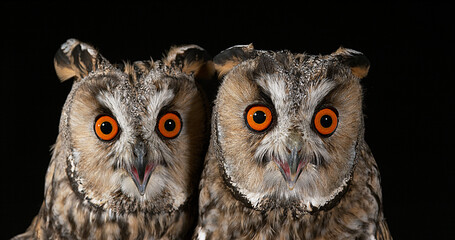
[320,115,333,128]
[100,121,113,134]
[253,111,267,124]
[164,119,176,132]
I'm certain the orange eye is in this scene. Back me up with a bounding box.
[313,107,338,136]
[245,105,273,132]
[157,112,182,139]
[94,115,119,141]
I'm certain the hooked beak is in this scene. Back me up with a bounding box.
[273,137,307,190]
[128,142,155,196]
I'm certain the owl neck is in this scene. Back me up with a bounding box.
[38,180,192,239]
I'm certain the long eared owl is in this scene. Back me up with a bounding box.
[13,39,214,239]
[194,44,392,239]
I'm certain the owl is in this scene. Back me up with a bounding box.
[12,39,214,240]
[194,44,392,239]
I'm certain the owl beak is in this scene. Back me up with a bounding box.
[274,136,306,190]
[129,142,155,196]
[274,148,306,190]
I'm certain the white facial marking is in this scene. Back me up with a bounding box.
[167,44,203,62]
[197,227,207,240]
[61,38,77,53]
[79,43,97,56]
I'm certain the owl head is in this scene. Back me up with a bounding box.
[53,39,213,214]
[212,44,370,213]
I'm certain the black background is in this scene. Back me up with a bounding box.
[2,2,454,239]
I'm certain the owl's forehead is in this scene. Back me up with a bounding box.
[99,68,182,103]
[83,68,180,114]
[283,54,329,82]
[117,64,171,92]
[254,54,333,104]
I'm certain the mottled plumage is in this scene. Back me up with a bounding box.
[195,44,392,239]
[13,39,214,240]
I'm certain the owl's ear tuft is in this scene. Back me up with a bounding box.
[164,45,218,103]
[333,47,370,79]
[213,44,256,79]
[163,45,215,81]
[54,38,105,82]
